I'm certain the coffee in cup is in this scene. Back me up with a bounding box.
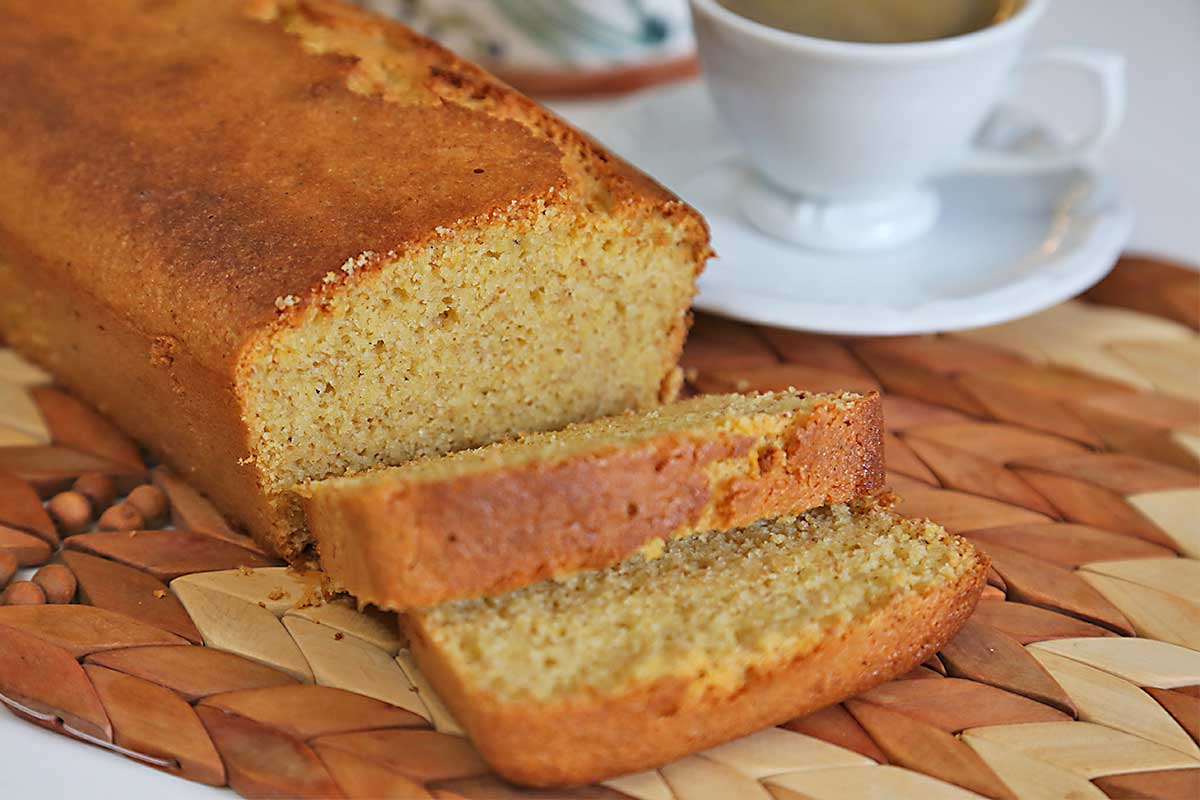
[716,0,1021,44]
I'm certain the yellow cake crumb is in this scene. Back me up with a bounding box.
[412,502,978,701]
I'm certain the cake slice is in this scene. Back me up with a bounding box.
[405,501,987,786]
[0,0,709,562]
[297,390,883,609]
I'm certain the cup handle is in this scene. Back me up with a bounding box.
[961,47,1126,173]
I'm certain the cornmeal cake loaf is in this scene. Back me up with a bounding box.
[300,390,883,609]
[0,0,709,559]
[407,501,986,786]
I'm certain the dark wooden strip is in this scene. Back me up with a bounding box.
[201,685,426,740]
[0,605,187,658]
[782,703,888,763]
[0,622,112,741]
[30,387,143,470]
[0,471,57,544]
[61,551,202,643]
[65,530,278,582]
[680,315,778,372]
[939,618,1076,715]
[0,446,143,498]
[1084,255,1200,330]
[197,705,344,799]
[85,664,225,785]
[86,645,297,703]
[1014,468,1179,549]
[970,600,1118,644]
[904,436,1058,516]
[856,677,1070,733]
[974,541,1136,635]
[1143,688,1199,745]
[151,467,267,555]
[1092,768,1200,800]
[965,523,1176,568]
[846,699,1016,799]
[311,729,488,783]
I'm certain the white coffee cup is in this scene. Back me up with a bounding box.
[689,0,1125,251]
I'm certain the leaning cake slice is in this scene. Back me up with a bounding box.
[297,390,883,609]
[405,500,987,786]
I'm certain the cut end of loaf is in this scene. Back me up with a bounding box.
[409,501,983,703]
[239,199,701,559]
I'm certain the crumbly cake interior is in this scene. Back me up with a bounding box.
[232,1,707,555]
[306,391,863,489]
[411,503,979,701]
[241,205,695,534]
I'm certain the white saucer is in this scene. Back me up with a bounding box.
[555,82,1133,335]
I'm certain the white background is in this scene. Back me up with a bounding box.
[1022,0,1198,265]
[3,1,1197,798]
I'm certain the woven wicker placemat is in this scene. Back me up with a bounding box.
[0,255,1197,799]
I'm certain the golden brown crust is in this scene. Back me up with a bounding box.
[0,0,562,369]
[0,0,709,554]
[301,393,884,610]
[0,239,275,540]
[408,549,988,787]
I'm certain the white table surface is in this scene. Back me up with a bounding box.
[4,2,1198,797]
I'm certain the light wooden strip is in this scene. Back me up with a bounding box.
[953,302,1194,367]
[172,568,322,616]
[0,424,40,447]
[962,720,1200,777]
[169,579,313,683]
[953,323,1049,363]
[0,351,52,385]
[765,765,986,800]
[1176,432,1200,461]
[962,734,1108,800]
[284,599,400,655]
[954,302,1200,403]
[1078,572,1200,650]
[1040,342,1155,391]
[0,382,49,442]
[660,754,774,800]
[281,616,427,720]
[1029,648,1200,757]
[1129,490,1200,558]
[701,727,872,779]
[1029,638,1200,689]
[1078,558,1200,603]
[1030,302,1196,343]
[394,649,461,736]
[1110,339,1200,399]
[603,770,675,800]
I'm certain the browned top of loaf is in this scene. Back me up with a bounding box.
[0,0,691,371]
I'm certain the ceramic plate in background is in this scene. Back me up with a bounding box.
[555,82,1133,335]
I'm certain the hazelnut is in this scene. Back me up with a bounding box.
[46,491,93,536]
[97,502,145,532]
[73,472,117,510]
[0,551,17,588]
[33,564,76,604]
[126,485,169,527]
[2,581,46,606]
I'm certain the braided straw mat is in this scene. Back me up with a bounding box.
[0,256,1197,799]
